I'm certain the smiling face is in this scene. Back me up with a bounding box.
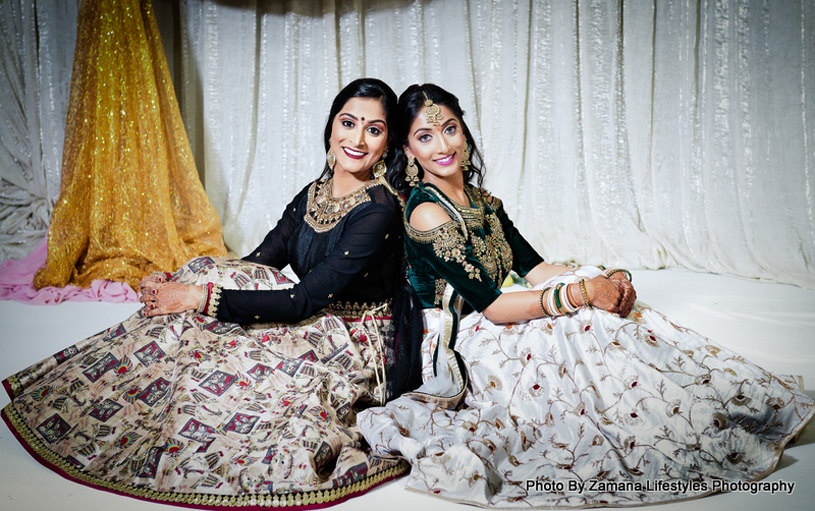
[404,104,467,187]
[327,97,388,180]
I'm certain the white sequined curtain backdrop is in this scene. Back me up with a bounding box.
[1,0,813,288]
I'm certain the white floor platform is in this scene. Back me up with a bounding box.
[1,269,813,511]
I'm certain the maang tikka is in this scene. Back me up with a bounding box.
[423,91,443,126]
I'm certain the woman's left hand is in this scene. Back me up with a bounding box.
[611,277,637,317]
[584,274,637,317]
[139,282,202,317]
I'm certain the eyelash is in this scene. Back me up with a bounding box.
[417,125,457,143]
[341,119,382,136]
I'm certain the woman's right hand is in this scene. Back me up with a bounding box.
[585,275,636,317]
[139,282,202,317]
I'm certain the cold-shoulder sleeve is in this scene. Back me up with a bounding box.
[404,185,544,313]
[405,219,502,313]
[215,200,399,324]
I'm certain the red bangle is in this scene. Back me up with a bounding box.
[201,282,213,315]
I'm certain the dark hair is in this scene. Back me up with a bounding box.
[318,78,399,180]
[386,83,485,193]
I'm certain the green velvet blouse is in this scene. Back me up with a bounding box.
[404,182,544,313]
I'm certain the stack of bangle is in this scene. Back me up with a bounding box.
[558,283,577,313]
[197,282,222,317]
[536,263,632,318]
[538,282,590,317]
[197,284,209,313]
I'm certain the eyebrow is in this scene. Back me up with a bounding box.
[338,112,386,125]
[413,118,457,137]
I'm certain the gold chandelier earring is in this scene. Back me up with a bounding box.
[326,147,336,170]
[405,155,420,186]
[461,146,471,172]
[372,150,387,179]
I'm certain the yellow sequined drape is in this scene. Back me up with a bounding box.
[34,0,226,291]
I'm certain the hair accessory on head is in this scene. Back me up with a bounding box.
[422,91,443,126]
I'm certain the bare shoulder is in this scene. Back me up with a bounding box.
[408,202,452,232]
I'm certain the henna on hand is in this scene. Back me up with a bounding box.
[138,273,167,296]
[142,283,202,317]
[611,279,636,317]
[586,275,622,314]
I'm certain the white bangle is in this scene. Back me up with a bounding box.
[560,284,577,314]
[547,285,559,316]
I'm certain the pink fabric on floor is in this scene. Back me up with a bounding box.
[0,238,137,304]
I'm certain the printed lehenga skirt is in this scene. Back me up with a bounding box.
[359,266,814,508]
[2,257,407,509]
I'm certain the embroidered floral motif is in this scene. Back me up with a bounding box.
[325,300,392,319]
[485,210,513,274]
[409,222,482,284]
[206,284,222,317]
[359,291,815,509]
[446,187,513,284]
[433,279,447,307]
[304,179,377,233]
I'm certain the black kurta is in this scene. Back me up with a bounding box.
[216,179,403,324]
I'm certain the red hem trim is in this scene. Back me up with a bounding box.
[2,378,13,400]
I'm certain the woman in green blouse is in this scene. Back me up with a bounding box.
[390,85,635,324]
[360,83,814,509]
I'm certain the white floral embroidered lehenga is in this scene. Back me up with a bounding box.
[358,183,814,508]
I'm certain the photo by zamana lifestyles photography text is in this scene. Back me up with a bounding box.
[525,479,797,496]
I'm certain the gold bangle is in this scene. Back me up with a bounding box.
[605,268,632,282]
[579,279,591,309]
[539,287,551,317]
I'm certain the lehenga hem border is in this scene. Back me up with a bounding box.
[1,406,409,510]
[400,482,723,510]
[2,376,15,400]
[399,403,814,510]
